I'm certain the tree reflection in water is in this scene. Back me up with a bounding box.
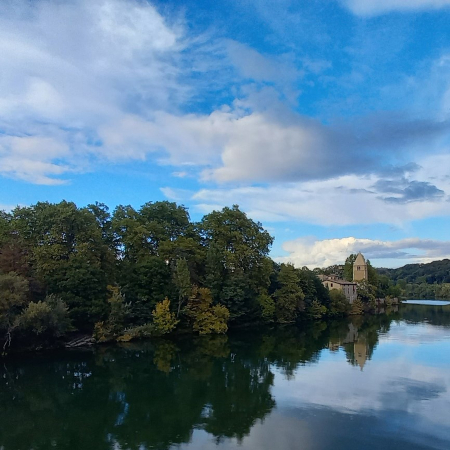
[1,305,449,450]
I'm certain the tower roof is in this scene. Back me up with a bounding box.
[354,253,366,265]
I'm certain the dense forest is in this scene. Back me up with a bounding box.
[0,200,447,353]
[0,200,350,352]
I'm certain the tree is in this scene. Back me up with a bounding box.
[343,254,357,281]
[328,289,351,316]
[174,258,191,317]
[112,201,190,320]
[308,300,327,319]
[257,291,276,323]
[357,280,376,302]
[351,298,364,315]
[17,295,71,338]
[152,298,179,335]
[0,271,29,348]
[186,287,230,335]
[274,264,305,323]
[201,205,273,322]
[11,201,115,327]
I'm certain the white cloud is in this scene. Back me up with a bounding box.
[341,0,450,16]
[277,236,450,268]
[226,40,302,102]
[0,135,71,184]
[0,0,184,183]
[170,155,450,226]
[1,0,450,211]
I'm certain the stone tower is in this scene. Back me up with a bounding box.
[353,252,368,281]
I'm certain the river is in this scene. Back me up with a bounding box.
[1,302,450,450]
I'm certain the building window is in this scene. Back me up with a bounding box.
[331,283,333,287]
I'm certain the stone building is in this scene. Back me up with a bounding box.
[353,252,368,282]
[321,276,358,304]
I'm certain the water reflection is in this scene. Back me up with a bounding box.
[1,305,449,450]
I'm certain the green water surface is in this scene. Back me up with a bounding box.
[1,304,450,450]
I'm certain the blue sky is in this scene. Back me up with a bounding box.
[2,0,450,268]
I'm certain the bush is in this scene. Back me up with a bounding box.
[328,289,351,316]
[257,292,275,323]
[308,300,327,320]
[350,298,364,315]
[186,287,230,335]
[0,271,29,331]
[93,287,130,342]
[152,298,179,335]
[117,323,154,342]
[17,295,71,337]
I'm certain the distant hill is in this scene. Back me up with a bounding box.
[377,259,450,284]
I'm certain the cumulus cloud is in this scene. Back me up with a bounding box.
[341,0,450,16]
[276,236,450,268]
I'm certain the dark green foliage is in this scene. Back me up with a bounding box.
[343,254,357,281]
[298,267,330,308]
[376,259,450,300]
[0,201,280,350]
[0,271,29,337]
[328,289,351,316]
[5,199,423,353]
[378,259,450,284]
[201,205,273,323]
[274,264,305,323]
[174,258,191,316]
[17,295,72,338]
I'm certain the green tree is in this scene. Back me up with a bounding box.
[328,289,351,316]
[0,271,29,348]
[351,298,364,315]
[186,287,230,335]
[17,295,71,338]
[274,264,305,324]
[357,280,377,310]
[308,299,327,319]
[201,205,273,322]
[343,254,357,281]
[12,201,115,327]
[174,258,191,317]
[93,287,130,342]
[257,291,276,323]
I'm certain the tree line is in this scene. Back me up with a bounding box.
[0,200,384,352]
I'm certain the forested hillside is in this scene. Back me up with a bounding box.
[378,259,450,284]
[376,259,450,300]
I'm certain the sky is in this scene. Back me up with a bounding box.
[1,0,450,268]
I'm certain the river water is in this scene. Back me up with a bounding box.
[1,302,450,450]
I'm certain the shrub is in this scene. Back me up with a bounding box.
[17,295,71,337]
[152,298,179,335]
[186,287,230,335]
